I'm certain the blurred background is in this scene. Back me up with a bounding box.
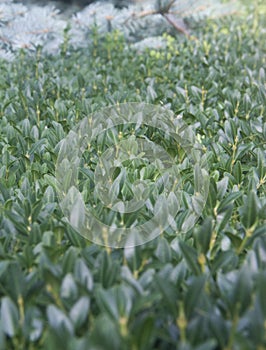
[13,0,135,10]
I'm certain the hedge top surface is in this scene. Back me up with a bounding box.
[0,3,266,350]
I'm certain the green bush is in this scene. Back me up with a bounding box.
[0,6,265,350]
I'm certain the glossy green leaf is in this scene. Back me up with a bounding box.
[194,217,212,254]
[69,296,90,329]
[0,297,19,337]
[240,190,259,229]
[179,241,201,275]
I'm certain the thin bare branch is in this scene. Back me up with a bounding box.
[123,9,158,24]
[168,4,209,16]
[163,13,190,37]
[159,0,176,14]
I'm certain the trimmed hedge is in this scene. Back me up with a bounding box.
[0,5,265,350]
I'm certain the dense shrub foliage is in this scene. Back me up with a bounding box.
[0,4,266,350]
